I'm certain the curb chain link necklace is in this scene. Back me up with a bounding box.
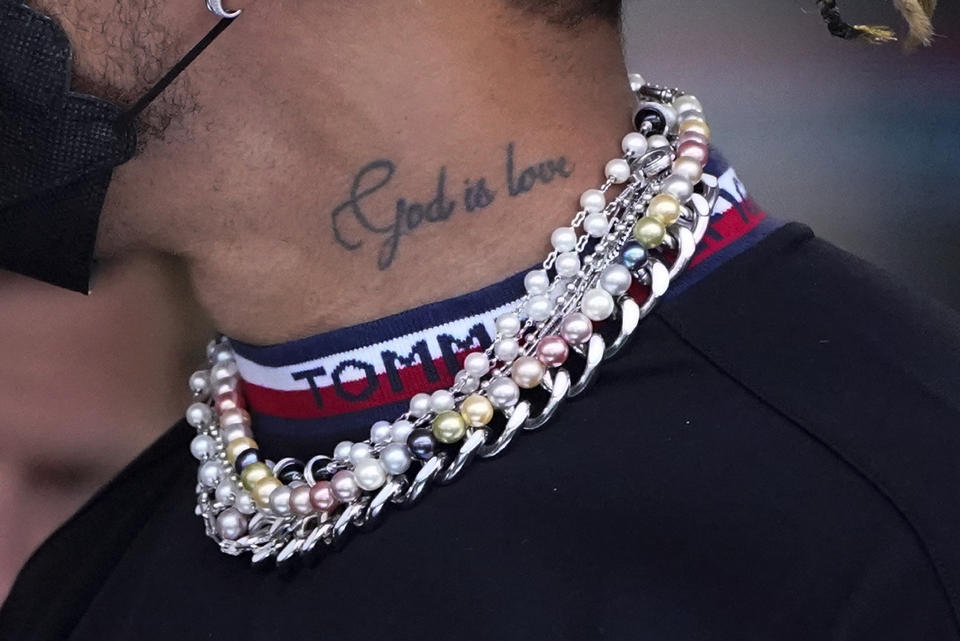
[185,69,720,568]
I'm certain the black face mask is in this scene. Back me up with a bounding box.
[0,0,235,293]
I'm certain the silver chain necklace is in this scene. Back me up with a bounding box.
[184,73,720,568]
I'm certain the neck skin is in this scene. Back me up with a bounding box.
[92,0,633,344]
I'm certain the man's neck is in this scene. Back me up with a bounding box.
[95,0,633,343]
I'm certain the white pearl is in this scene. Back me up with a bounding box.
[554,252,581,278]
[331,471,360,501]
[210,343,234,364]
[188,370,211,397]
[209,360,238,383]
[672,157,703,183]
[550,227,578,252]
[190,434,216,461]
[391,419,415,444]
[662,174,694,202]
[430,389,456,412]
[523,269,551,295]
[206,339,218,360]
[464,351,491,377]
[511,356,545,389]
[673,94,703,116]
[380,443,412,475]
[215,479,237,505]
[268,485,292,516]
[408,393,431,418]
[599,264,633,296]
[580,189,606,213]
[185,402,212,428]
[221,422,252,443]
[604,158,631,184]
[495,313,522,338]
[353,458,387,491]
[487,376,521,409]
[621,132,648,156]
[583,212,610,238]
[627,72,646,91]
[349,442,373,465]
[234,490,257,515]
[494,337,521,362]
[370,420,393,444]
[198,460,222,489]
[334,440,354,462]
[581,288,615,321]
[216,507,248,540]
[455,370,480,394]
[525,294,552,322]
[647,134,670,150]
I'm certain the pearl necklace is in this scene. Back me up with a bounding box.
[185,74,720,567]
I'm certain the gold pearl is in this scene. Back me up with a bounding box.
[460,394,494,427]
[679,118,710,139]
[225,437,258,464]
[252,477,282,508]
[240,462,272,491]
[647,193,681,225]
[432,410,467,444]
[633,216,665,249]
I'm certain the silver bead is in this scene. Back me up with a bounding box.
[268,485,292,516]
[554,252,581,278]
[331,470,361,502]
[391,419,415,443]
[334,440,354,462]
[487,376,521,409]
[495,313,522,338]
[349,442,373,465]
[216,507,248,541]
[581,288,615,321]
[408,393,431,418]
[370,420,393,444]
[454,370,480,394]
[583,212,610,238]
[550,227,578,252]
[354,458,387,491]
[494,337,521,363]
[210,360,238,383]
[523,269,551,295]
[185,402,212,428]
[464,351,491,377]
[627,72,646,91]
[647,134,670,150]
[430,389,456,412]
[190,434,216,461]
[604,158,631,184]
[599,264,633,296]
[215,479,237,505]
[380,443,412,475]
[198,460,222,489]
[579,189,606,214]
[525,294,552,322]
[621,132,648,156]
[662,174,694,202]
[234,490,257,515]
[188,370,211,397]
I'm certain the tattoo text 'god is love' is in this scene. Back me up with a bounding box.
[331,142,574,270]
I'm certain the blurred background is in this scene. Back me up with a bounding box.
[623,0,960,310]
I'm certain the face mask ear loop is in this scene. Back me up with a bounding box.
[118,16,236,124]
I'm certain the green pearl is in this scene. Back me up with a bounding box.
[432,410,467,444]
[240,462,272,491]
[633,216,665,249]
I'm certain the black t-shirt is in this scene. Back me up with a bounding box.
[2,223,959,640]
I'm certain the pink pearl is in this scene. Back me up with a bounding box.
[559,312,593,345]
[289,485,314,515]
[535,335,569,367]
[309,481,339,513]
[215,391,241,412]
[219,407,251,430]
[678,131,709,148]
[213,379,238,397]
[677,140,709,167]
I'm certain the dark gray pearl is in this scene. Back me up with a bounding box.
[620,241,648,270]
[634,107,666,135]
[234,448,262,473]
[407,428,438,460]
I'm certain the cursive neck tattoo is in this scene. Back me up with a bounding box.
[331,142,574,270]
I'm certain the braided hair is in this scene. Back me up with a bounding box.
[818,0,938,47]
